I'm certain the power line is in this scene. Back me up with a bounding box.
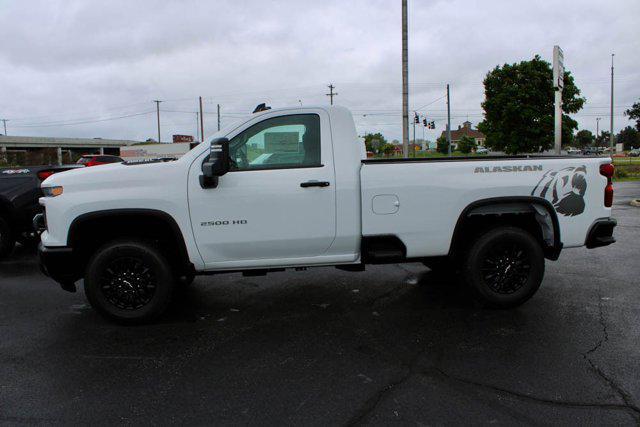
[6,101,154,122]
[413,94,448,112]
[11,111,155,128]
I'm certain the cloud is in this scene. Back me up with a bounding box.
[0,0,638,142]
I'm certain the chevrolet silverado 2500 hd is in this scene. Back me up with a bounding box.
[38,106,616,323]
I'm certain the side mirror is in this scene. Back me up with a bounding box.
[200,138,230,189]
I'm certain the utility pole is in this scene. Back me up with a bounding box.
[1,119,7,135]
[196,112,200,140]
[217,104,221,131]
[610,53,615,152]
[446,84,452,155]
[401,0,409,158]
[153,100,162,143]
[199,96,205,142]
[412,112,417,158]
[596,117,601,139]
[326,84,338,105]
[552,46,565,154]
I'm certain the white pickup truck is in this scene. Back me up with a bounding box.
[38,106,617,323]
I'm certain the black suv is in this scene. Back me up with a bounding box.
[0,165,81,258]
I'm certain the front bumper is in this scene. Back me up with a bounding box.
[585,218,617,249]
[38,243,80,292]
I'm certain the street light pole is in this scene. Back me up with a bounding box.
[446,84,452,155]
[610,53,615,152]
[401,0,409,158]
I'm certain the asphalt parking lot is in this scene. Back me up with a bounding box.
[1,182,639,425]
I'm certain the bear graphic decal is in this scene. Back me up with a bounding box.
[531,165,587,217]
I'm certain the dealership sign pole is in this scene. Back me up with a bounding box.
[553,45,564,155]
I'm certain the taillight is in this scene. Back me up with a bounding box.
[600,163,614,207]
[600,163,614,178]
[37,170,54,181]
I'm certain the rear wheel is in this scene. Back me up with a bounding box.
[84,239,175,324]
[0,217,16,259]
[462,226,544,308]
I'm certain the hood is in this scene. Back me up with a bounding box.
[42,159,182,192]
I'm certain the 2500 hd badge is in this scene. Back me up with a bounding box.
[201,219,248,226]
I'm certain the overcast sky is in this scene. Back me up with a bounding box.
[1,0,638,143]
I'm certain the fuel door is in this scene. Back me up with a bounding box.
[372,194,400,215]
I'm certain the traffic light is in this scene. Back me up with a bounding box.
[423,118,427,126]
[414,113,420,124]
[429,121,435,129]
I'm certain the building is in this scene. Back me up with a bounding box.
[439,121,486,149]
[0,135,140,165]
[392,143,422,156]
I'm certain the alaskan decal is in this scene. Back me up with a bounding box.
[474,165,543,173]
[531,165,587,217]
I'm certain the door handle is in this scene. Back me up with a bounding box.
[300,180,330,188]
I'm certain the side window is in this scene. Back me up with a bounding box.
[228,114,321,171]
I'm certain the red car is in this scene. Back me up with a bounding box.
[76,154,123,167]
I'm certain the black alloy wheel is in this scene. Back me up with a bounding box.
[84,239,174,323]
[100,256,157,310]
[480,243,531,295]
[463,226,544,308]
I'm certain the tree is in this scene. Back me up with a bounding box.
[478,55,585,154]
[457,136,475,154]
[380,143,396,157]
[595,131,610,147]
[625,100,640,131]
[575,130,594,148]
[364,132,387,154]
[616,126,640,150]
[436,135,449,155]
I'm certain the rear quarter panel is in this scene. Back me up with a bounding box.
[360,157,611,257]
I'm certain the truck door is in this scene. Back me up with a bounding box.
[188,111,337,268]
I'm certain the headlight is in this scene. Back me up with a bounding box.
[42,186,63,197]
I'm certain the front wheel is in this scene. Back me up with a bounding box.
[462,226,544,308]
[84,239,175,324]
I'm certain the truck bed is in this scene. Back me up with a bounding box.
[360,156,612,258]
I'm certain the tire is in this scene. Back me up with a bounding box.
[0,216,16,259]
[462,226,544,308]
[84,239,175,324]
